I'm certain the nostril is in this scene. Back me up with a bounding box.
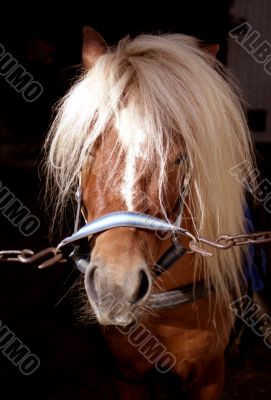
[85,266,99,301]
[133,270,150,304]
[89,266,97,281]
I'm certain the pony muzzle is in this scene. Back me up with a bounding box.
[84,260,152,326]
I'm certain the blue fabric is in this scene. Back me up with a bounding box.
[244,206,266,292]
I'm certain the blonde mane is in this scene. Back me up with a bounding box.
[45,33,256,306]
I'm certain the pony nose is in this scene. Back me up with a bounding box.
[132,269,150,304]
[85,263,151,305]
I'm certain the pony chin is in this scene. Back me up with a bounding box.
[84,285,139,327]
[93,309,136,327]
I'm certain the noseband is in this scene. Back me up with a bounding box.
[57,187,210,309]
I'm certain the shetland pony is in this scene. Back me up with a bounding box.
[45,27,255,399]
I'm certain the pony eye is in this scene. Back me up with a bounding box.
[175,155,186,165]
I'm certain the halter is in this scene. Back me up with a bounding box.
[57,178,211,309]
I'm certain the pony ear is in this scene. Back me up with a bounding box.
[82,26,107,68]
[201,43,220,58]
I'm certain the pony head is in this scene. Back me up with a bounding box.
[45,27,255,326]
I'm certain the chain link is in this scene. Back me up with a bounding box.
[0,249,34,262]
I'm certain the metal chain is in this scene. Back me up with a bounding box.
[188,230,271,256]
[1,230,271,268]
[0,248,66,268]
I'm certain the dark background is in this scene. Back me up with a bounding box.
[0,1,271,399]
